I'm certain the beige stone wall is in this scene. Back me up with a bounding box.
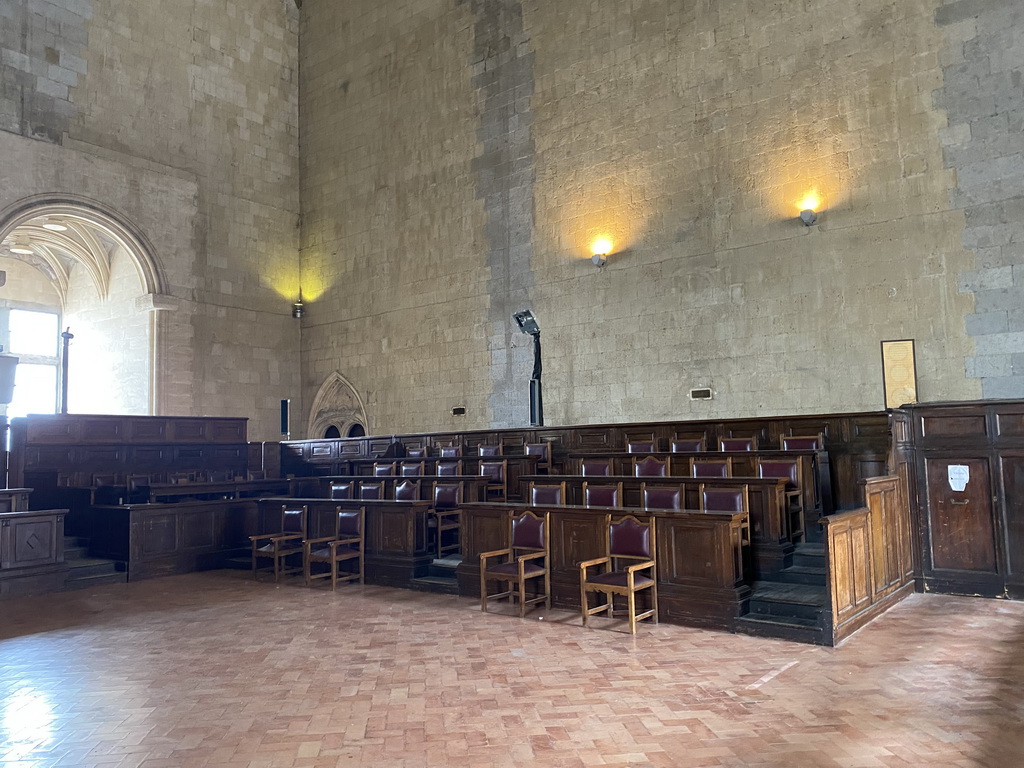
[300,0,980,433]
[0,258,61,308]
[0,0,301,440]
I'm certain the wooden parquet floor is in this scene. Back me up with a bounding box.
[2,571,1023,767]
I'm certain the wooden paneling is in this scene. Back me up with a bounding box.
[1000,454,1024,590]
[0,508,67,598]
[924,457,996,574]
[921,415,988,438]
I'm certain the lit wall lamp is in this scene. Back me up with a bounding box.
[292,289,304,319]
[797,191,821,227]
[591,237,612,268]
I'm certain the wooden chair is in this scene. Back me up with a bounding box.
[580,514,658,634]
[126,475,150,504]
[641,483,682,510]
[480,510,551,618]
[406,447,428,458]
[400,461,425,477]
[330,481,354,500]
[780,434,824,450]
[524,442,551,473]
[757,458,804,540]
[92,473,122,505]
[359,481,385,500]
[479,459,508,500]
[168,472,191,485]
[580,458,612,477]
[394,479,420,502]
[529,481,566,505]
[632,455,669,477]
[372,461,396,477]
[477,444,502,457]
[670,438,705,452]
[719,437,757,451]
[247,470,266,480]
[690,457,732,478]
[439,445,462,458]
[436,460,463,476]
[582,481,623,508]
[251,504,307,582]
[431,481,463,558]
[627,440,656,454]
[304,506,364,589]
[699,484,750,543]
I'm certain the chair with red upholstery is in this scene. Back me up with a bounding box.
[579,514,658,634]
[400,461,425,477]
[477,444,502,457]
[632,455,669,477]
[358,481,385,501]
[439,445,462,458]
[719,437,757,451]
[641,483,682,510]
[394,479,421,502]
[757,458,804,540]
[627,440,656,454]
[480,510,550,618]
[436,460,463,477]
[406,447,428,458]
[699,484,750,543]
[303,506,364,589]
[372,461,396,477]
[330,481,354,500]
[478,459,508,501]
[250,504,307,582]
[582,481,623,508]
[690,457,733,478]
[431,481,464,558]
[524,442,551,473]
[670,437,705,452]
[780,434,824,450]
[529,481,566,505]
[580,458,612,477]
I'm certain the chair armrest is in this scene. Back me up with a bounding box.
[329,536,362,549]
[269,533,303,543]
[249,532,281,543]
[480,548,512,563]
[579,557,610,570]
[625,560,655,573]
[517,551,546,563]
[304,535,339,545]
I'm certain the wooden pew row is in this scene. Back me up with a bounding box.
[455,502,750,631]
[295,475,491,503]
[521,474,794,577]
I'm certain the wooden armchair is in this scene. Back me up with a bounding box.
[700,484,750,544]
[480,510,551,618]
[477,444,502,457]
[251,504,308,582]
[582,481,623,508]
[580,514,658,634]
[632,455,669,477]
[479,459,508,501]
[394,479,420,502]
[436,460,463,476]
[529,481,566,505]
[690,457,732,478]
[126,475,151,504]
[580,458,612,477]
[372,461,396,477]
[757,458,804,540]
[330,481,355,500]
[304,506,364,589]
[431,481,463,558]
[627,440,656,454]
[400,461,425,477]
[359,481,385,500]
[524,442,551,473]
[406,447,428,458]
[439,445,462,458]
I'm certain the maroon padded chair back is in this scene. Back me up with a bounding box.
[584,483,621,508]
[643,486,681,510]
[394,480,420,501]
[692,460,729,478]
[373,462,396,477]
[580,459,611,476]
[671,438,705,452]
[524,442,549,459]
[359,482,384,500]
[633,456,668,477]
[336,509,361,537]
[439,446,461,458]
[609,517,652,559]
[406,448,427,458]
[330,482,354,500]
[781,435,822,450]
[436,460,462,476]
[758,460,799,486]
[511,512,545,550]
[478,444,502,457]
[702,488,745,512]
[282,506,305,534]
[627,440,656,454]
[530,483,564,505]
[720,437,756,451]
[433,482,462,509]
[478,460,505,481]
[400,462,424,476]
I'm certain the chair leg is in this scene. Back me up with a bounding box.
[273,548,280,582]
[518,574,526,619]
[252,543,258,580]
[304,553,311,587]
[331,559,337,591]
[480,568,488,613]
[628,590,637,635]
[580,579,589,627]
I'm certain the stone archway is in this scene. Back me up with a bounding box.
[307,371,369,440]
[0,195,170,414]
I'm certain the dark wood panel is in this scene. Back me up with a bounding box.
[924,457,996,574]
[129,418,167,441]
[999,454,1024,584]
[920,415,988,438]
[170,420,208,441]
[140,514,178,556]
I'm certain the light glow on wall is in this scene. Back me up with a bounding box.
[796,190,823,214]
[591,237,613,256]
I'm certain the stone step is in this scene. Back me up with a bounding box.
[64,545,90,560]
[67,557,126,580]
[791,544,825,569]
[773,564,827,586]
[409,575,460,595]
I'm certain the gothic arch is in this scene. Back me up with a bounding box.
[307,371,369,439]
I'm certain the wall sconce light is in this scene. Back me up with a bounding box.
[591,237,612,268]
[292,289,304,319]
[799,209,818,226]
[9,235,34,255]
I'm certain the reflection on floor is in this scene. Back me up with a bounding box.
[1,570,1023,767]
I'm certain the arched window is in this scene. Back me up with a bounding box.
[347,423,365,438]
[323,425,341,438]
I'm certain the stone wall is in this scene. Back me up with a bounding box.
[0,0,301,440]
[300,0,987,433]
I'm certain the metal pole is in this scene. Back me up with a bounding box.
[60,327,74,414]
[529,332,543,427]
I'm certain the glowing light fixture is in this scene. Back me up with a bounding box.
[797,191,821,226]
[292,289,304,319]
[42,220,68,231]
[591,237,612,268]
[9,236,33,255]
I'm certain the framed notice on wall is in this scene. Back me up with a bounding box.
[881,339,918,409]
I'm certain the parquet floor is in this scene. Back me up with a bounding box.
[2,572,1023,767]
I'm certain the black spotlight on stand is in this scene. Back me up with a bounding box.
[513,309,543,427]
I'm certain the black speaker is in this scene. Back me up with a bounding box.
[280,399,290,437]
[529,378,543,427]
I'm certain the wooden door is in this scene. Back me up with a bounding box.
[924,457,997,576]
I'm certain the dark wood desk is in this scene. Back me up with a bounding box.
[456,501,750,631]
[147,478,292,503]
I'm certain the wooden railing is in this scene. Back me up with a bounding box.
[823,475,914,644]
